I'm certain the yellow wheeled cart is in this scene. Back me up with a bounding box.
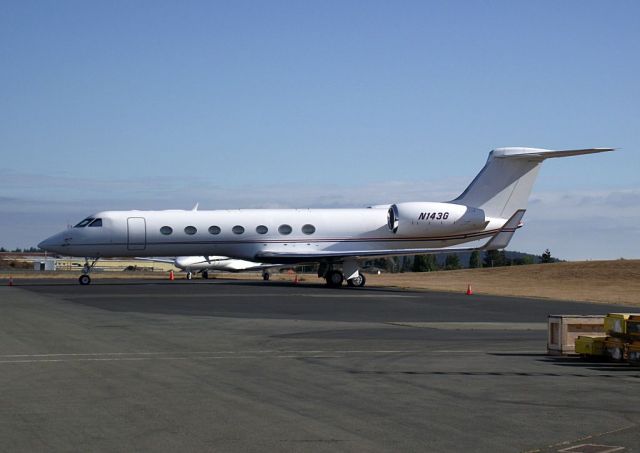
[627,341,640,364]
[574,335,607,357]
[604,337,627,361]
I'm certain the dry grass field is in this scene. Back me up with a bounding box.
[264,260,640,306]
[2,259,639,307]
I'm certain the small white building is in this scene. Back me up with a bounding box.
[34,259,57,271]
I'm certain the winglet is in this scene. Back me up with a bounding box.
[483,210,526,250]
[192,203,199,211]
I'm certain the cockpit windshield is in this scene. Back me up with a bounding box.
[74,217,94,228]
[88,218,102,227]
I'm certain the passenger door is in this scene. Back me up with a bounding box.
[127,217,146,250]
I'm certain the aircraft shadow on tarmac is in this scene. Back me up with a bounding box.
[348,369,640,379]
[8,278,439,295]
[540,355,640,375]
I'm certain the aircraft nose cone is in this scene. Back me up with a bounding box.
[38,232,68,254]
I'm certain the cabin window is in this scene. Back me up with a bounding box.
[301,224,315,235]
[208,226,221,235]
[232,225,245,235]
[184,226,197,235]
[278,224,292,235]
[88,218,103,227]
[74,218,94,228]
[160,226,173,235]
[256,225,268,234]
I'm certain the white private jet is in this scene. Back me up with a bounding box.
[39,147,613,286]
[137,255,281,280]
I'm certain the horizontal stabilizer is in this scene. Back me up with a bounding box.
[482,210,526,250]
[493,147,614,160]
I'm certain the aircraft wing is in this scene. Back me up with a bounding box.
[255,245,484,263]
[254,210,525,263]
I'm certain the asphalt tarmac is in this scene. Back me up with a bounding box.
[1,278,638,452]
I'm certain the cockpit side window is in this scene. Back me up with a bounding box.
[74,217,94,228]
[88,218,103,227]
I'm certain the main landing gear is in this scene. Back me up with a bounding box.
[319,261,366,288]
[262,271,270,281]
[186,271,209,280]
[78,257,100,285]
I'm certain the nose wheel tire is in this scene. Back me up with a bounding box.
[79,275,91,285]
[186,272,193,280]
[325,270,344,288]
[347,273,366,287]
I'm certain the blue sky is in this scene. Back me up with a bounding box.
[1,1,638,259]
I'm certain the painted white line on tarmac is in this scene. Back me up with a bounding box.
[388,322,547,330]
[62,293,420,299]
[0,349,543,364]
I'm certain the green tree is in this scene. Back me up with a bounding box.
[400,256,412,273]
[444,254,461,270]
[412,255,427,272]
[425,254,438,271]
[483,250,508,267]
[412,254,437,272]
[469,251,481,268]
[512,255,534,265]
[386,256,400,273]
[541,249,553,263]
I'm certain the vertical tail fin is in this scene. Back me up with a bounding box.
[452,147,613,218]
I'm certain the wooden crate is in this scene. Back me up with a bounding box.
[547,315,605,355]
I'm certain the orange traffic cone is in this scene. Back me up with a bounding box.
[8,275,13,287]
[466,284,473,295]
[169,270,175,281]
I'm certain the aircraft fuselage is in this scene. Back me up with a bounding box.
[39,204,504,262]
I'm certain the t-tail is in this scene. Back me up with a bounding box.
[453,147,614,219]
[453,147,614,250]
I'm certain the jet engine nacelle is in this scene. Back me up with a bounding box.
[387,202,487,236]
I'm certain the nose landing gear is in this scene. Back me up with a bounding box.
[78,257,100,285]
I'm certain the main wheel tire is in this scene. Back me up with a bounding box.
[202,271,209,279]
[325,270,344,288]
[347,273,366,287]
[262,272,270,281]
[609,347,623,361]
[79,275,91,285]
